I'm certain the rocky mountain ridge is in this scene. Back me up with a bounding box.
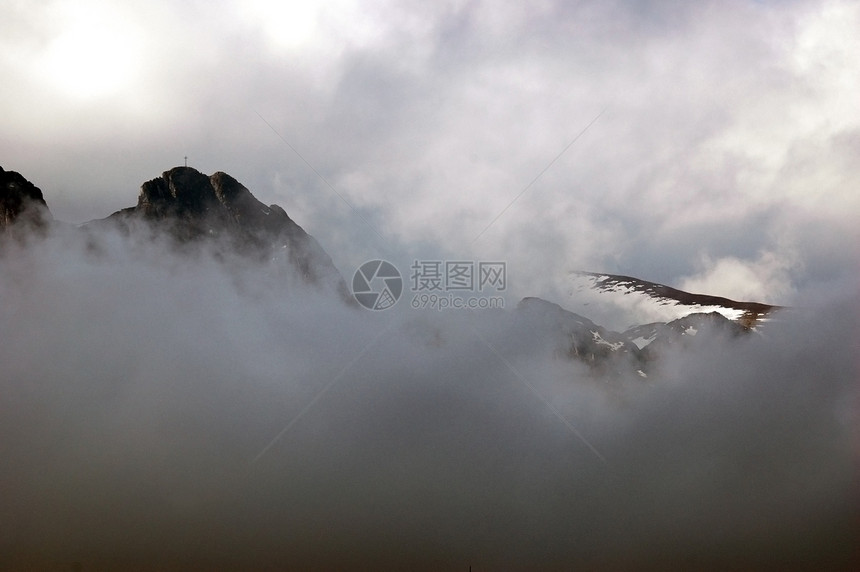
[516,296,754,377]
[2,165,351,301]
[102,167,349,297]
[1,165,777,377]
[570,270,779,328]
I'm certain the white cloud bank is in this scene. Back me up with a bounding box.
[0,223,856,569]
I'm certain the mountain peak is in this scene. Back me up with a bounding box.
[0,166,52,232]
[0,164,351,302]
[569,271,779,328]
[94,167,351,300]
[137,166,228,219]
[132,167,298,235]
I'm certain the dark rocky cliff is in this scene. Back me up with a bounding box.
[2,165,351,301]
[517,296,646,376]
[0,166,52,233]
[95,166,352,301]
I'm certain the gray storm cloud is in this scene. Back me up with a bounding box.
[0,222,856,570]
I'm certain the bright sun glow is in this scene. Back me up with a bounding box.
[39,4,142,99]
[244,0,322,50]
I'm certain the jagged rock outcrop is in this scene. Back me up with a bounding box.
[0,166,52,233]
[517,297,646,376]
[93,166,352,302]
[517,298,757,377]
[624,311,751,359]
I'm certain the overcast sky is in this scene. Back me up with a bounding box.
[2,0,859,306]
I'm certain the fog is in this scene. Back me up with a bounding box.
[1,224,856,570]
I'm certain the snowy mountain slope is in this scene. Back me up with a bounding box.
[622,312,751,354]
[566,271,779,330]
[517,296,756,377]
[517,297,645,371]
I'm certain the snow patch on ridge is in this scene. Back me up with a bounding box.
[591,330,625,351]
[565,271,769,331]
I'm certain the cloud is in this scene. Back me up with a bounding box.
[1,1,857,293]
[679,250,797,303]
[0,221,856,569]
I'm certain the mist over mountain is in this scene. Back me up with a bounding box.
[89,166,352,304]
[2,165,779,375]
[0,166,857,570]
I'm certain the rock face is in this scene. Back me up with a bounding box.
[623,311,751,359]
[0,166,52,232]
[518,297,758,377]
[1,164,776,361]
[517,297,646,376]
[96,166,352,301]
